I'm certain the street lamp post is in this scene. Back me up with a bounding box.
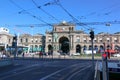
[31,26,34,53]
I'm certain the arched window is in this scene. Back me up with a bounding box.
[76,45,81,53]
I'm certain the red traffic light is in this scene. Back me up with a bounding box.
[102,53,107,58]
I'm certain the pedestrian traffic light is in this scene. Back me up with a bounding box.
[90,30,94,40]
[107,49,110,59]
[102,53,107,61]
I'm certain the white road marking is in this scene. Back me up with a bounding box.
[66,65,92,80]
[40,63,90,80]
[0,64,39,80]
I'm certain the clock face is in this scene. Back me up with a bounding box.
[62,27,65,30]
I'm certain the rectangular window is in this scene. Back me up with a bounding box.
[114,38,117,43]
[77,39,80,42]
[84,40,87,43]
[100,40,102,43]
[94,40,97,43]
[89,40,91,43]
[107,40,110,43]
[9,39,11,43]
[26,38,28,43]
[36,40,38,43]
[21,39,22,43]
[49,39,51,42]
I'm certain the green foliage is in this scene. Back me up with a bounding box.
[80,53,101,57]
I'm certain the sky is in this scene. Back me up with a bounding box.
[0,0,120,35]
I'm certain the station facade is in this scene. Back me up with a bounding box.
[45,21,120,55]
[0,22,120,55]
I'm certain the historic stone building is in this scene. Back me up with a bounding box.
[0,23,120,55]
[45,21,120,55]
[0,28,45,53]
[18,33,45,52]
[0,31,13,51]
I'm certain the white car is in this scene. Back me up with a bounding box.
[113,54,120,57]
[0,54,7,58]
[71,53,80,56]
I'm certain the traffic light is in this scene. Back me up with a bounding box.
[13,35,17,41]
[89,30,94,40]
[12,35,17,47]
[102,53,107,61]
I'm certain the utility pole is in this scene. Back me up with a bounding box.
[89,30,94,70]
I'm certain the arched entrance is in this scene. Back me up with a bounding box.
[94,45,98,52]
[59,37,69,54]
[48,45,52,51]
[76,45,81,53]
[83,45,87,50]
[99,45,104,53]
[48,45,52,55]
[89,45,92,50]
[107,45,111,49]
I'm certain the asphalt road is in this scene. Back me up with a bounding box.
[0,58,94,80]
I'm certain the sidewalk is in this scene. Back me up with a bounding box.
[10,54,120,60]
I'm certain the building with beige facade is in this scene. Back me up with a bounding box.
[0,28,45,54]
[0,22,120,55]
[45,21,120,55]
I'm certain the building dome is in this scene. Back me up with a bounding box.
[0,27,9,33]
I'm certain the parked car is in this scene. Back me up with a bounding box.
[71,53,80,56]
[113,54,120,57]
[0,54,7,58]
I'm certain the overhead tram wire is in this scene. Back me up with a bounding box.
[15,23,54,27]
[84,2,120,17]
[9,0,52,27]
[44,0,92,31]
[58,5,91,29]
[56,1,120,32]
[32,0,60,22]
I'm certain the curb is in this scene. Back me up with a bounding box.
[0,59,13,67]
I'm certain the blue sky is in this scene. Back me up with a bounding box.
[0,0,120,35]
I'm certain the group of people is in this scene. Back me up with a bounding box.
[21,51,54,58]
[0,51,10,59]
[39,51,43,58]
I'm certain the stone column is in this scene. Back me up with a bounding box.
[71,35,73,49]
[69,35,72,49]
[69,35,71,54]
[72,35,76,54]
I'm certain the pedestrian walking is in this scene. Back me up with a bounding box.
[22,52,24,58]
